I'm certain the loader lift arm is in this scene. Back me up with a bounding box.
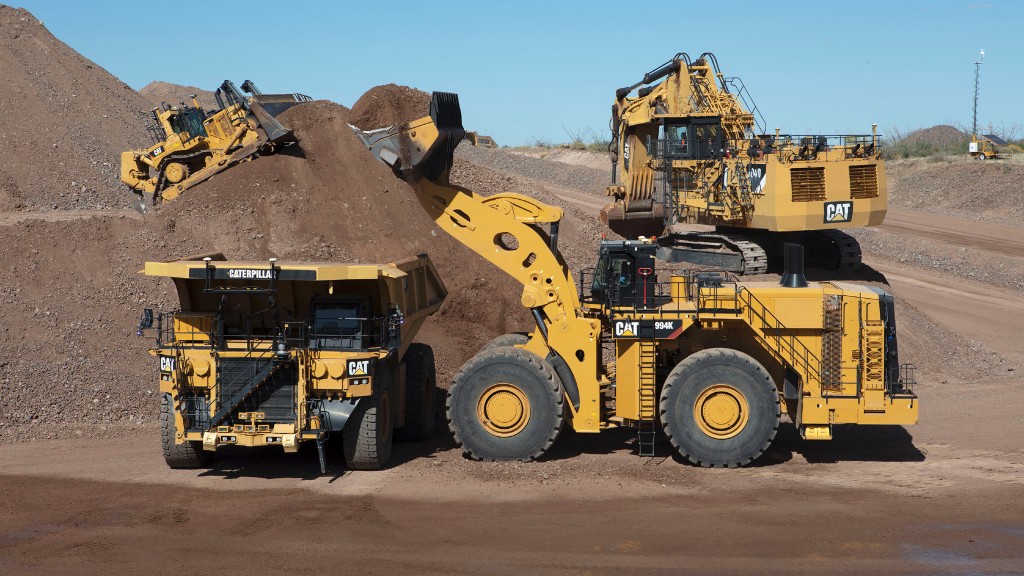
[351,94,604,431]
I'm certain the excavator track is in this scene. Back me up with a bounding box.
[656,231,768,275]
[813,229,862,271]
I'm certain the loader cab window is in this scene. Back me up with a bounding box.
[591,252,634,303]
[311,302,366,350]
[169,108,208,140]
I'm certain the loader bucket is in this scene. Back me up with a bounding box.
[349,92,466,183]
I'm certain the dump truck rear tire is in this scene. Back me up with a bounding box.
[160,395,210,469]
[481,333,529,351]
[395,343,437,442]
[447,347,564,461]
[660,348,780,468]
[343,386,393,470]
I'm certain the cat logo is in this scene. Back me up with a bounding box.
[348,360,369,376]
[824,201,853,223]
[159,356,175,372]
[614,321,639,337]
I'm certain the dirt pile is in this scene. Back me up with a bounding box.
[349,83,432,129]
[139,80,218,111]
[0,6,152,211]
[0,85,554,443]
[900,124,967,148]
[887,156,1024,223]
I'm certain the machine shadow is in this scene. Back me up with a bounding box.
[276,144,307,159]
[759,423,925,465]
[804,263,889,285]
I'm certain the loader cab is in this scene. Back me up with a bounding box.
[590,240,658,309]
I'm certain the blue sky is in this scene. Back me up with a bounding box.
[12,0,1023,145]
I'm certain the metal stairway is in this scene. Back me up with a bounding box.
[636,339,658,456]
[209,356,286,428]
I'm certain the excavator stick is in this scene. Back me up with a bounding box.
[350,92,466,183]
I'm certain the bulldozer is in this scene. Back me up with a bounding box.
[138,253,447,472]
[602,53,887,274]
[121,80,312,212]
[351,92,918,467]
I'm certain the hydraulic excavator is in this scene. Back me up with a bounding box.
[351,93,917,467]
[121,80,312,212]
[602,53,887,273]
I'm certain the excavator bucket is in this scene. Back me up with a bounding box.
[350,92,466,183]
[599,201,666,238]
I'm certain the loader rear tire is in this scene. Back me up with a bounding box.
[660,348,780,468]
[160,395,210,469]
[395,343,437,442]
[447,347,564,461]
[343,386,393,470]
[481,332,529,351]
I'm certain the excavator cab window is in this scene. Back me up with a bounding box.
[692,118,723,160]
[662,123,691,159]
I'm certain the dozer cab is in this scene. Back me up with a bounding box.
[121,80,312,212]
[138,253,447,472]
[603,53,887,273]
[351,92,918,467]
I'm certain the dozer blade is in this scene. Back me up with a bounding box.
[248,100,296,144]
[349,92,466,183]
[599,201,665,239]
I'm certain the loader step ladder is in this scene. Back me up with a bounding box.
[637,339,658,456]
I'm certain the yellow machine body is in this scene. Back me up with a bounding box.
[603,53,888,273]
[141,254,446,471]
[121,80,311,211]
[351,92,918,467]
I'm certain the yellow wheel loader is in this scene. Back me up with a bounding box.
[351,92,917,467]
[121,80,312,212]
[603,53,887,273]
[138,254,447,472]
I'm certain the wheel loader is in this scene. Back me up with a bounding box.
[121,80,312,212]
[351,92,918,467]
[138,253,447,472]
[602,53,887,273]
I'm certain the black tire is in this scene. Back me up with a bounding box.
[659,348,780,467]
[979,153,987,160]
[395,343,437,442]
[447,347,564,461]
[481,332,529,351]
[343,386,393,470]
[160,395,210,469]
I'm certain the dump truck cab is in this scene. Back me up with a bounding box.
[140,254,447,472]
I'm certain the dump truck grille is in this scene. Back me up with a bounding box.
[791,167,826,202]
[218,358,297,423]
[849,165,879,199]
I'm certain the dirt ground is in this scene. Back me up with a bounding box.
[1,8,1022,572]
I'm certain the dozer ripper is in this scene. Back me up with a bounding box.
[352,92,917,467]
[602,53,887,274]
[121,80,312,212]
[138,253,447,472]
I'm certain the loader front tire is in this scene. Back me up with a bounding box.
[660,348,780,468]
[481,332,529,351]
[160,395,210,469]
[448,347,564,462]
[343,386,393,470]
[395,343,437,442]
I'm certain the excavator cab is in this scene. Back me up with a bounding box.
[591,240,658,309]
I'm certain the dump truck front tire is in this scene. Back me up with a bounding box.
[395,343,437,442]
[447,347,564,461]
[160,395,210,469]
[660,348,780,468]
[343,387,393,470]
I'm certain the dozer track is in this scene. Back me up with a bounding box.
[657,231,768,275]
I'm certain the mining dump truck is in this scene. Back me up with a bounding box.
[603,53,887,273]
[121,79,312,212]
[139,253,447,472]
[352,92,918,467]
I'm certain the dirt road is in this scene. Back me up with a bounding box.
[881,208,1024,258]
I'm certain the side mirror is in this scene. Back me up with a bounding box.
[137,309,154,336]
